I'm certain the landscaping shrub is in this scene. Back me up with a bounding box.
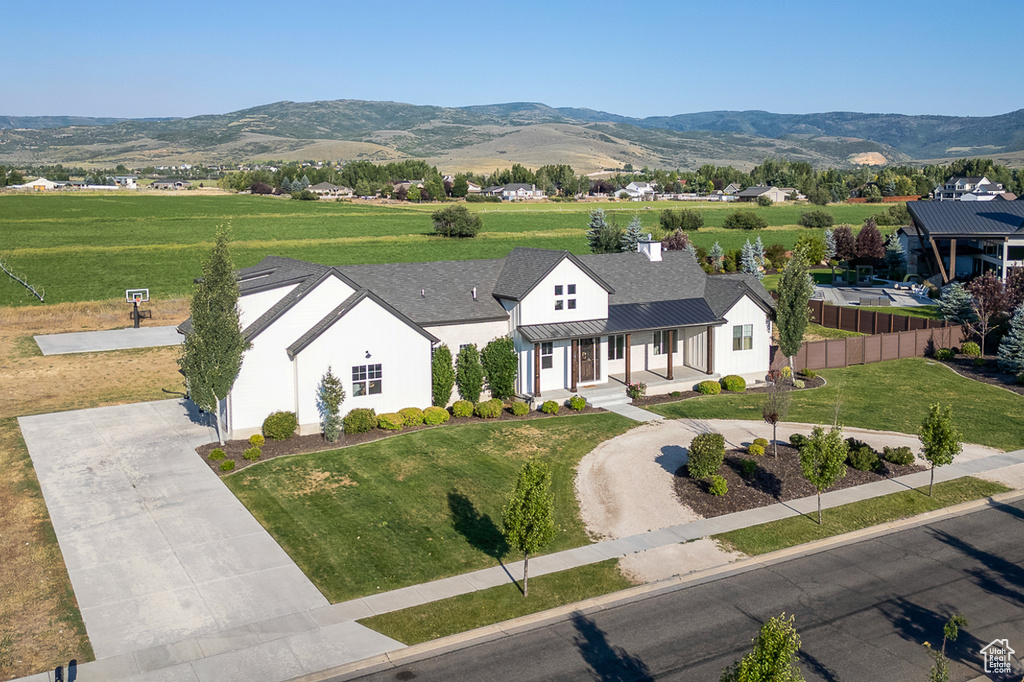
[377,412,405,430]
[451,400,474,418]
[687,433,725,478]
[781,366,793,378]
[262,411,298,440]
[541,400,560,415]
[708,475,729,496]
[753,437,770,449]
[720,375,746,392]
[848,445,880,472]
[670,391,682,398]
[789,433,809,450]
[973,357,986,366]
[697,380,721,395]
[480,337,517,400]
[209,448,226,461]
[422,406,450,425]
[961,341,981,358]
[801,368,817,379]
[935,348,954,361]
[399,407,425,426]
[219,460,235,472]
[626,381,647,399]
[882,445,915,466]
[248,434,265,448]
[568,395,587,411]
[800,209,835,228]
[510,401,530,416]
[432,204,482,238]
[739,459,758,479]
[791,378,805,389]
[748,443,765,457]
[757,195,774,208]
[724,210,769,230]
[243,446,261,462]
[344,408,377,434]
[474,398,503,419]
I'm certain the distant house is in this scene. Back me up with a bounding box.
[466,181,482,194]
[152,179,192,190]
[934,176,1004,201]
[736,186,790,203]
[722,183,742,195]
[484,183,545,200]
[622,182,656,200]
[309,182,354,197]
[21,177,59,191]
[111,176,138,189]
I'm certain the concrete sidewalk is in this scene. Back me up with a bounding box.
[34,325,182,355]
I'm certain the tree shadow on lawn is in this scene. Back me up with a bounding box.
[447,489,509,561]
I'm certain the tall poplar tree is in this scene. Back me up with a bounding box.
[776,252,814,371]
[179,229,249,445]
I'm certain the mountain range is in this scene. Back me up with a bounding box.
[2,100,1023,172]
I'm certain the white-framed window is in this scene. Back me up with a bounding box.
[652,330,678,355]
[541,342,553,369]
[608,334,625,360]
[352,364,382,396]
[733,324,753,351]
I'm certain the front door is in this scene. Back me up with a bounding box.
[580,338,599,382]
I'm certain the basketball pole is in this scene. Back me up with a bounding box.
[133,300,140,328]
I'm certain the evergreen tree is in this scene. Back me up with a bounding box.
[178,230,249,445]
[799,425,848,524]
[740,240,762,280]
[884,235,906,278]
[480,337,517,400]
[998,305,1024,375]
[823,229,836,262]
[937,283,976,324]
[620,215,645,253]
[455,343,483,403]
[431,344,455,406]
[280,177,293,192]
[919,403,962,496]
[316,367,345,442]
[503,458,556,598]
[585,208,623,253]
[709,242,724,272]
[753,235,766,267]
[776,252,814,371]
[299,174,310,189]
[685,242,698,260]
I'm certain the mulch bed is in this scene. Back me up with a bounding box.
[938,356,1024,396]
[196,404,607,475]
[632,375,826,407]
[674,444,924,518]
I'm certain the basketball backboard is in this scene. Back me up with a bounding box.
[126,288,149,303]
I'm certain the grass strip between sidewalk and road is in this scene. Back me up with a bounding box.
[357,560,633,646]
[713,477,1010,556]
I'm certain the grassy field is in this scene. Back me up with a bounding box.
[358,560,633,645]
[224,413,635,603]
[714,477,1010,556]
[0,194,887,306]
[648,358,1024,452]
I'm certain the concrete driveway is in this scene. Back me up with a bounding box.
[18,399,334,660]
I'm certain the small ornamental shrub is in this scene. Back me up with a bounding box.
[708,475,729,496]
[1017,373,1024,385]
[670,391,682,397]
[781,366,793,378]
[935,348,954,361]
[568,395,587,411]
[791,378,805,389]
[243,446,261,461]
[262,411,298,440]
[720,375,746,392]
[687,432,725,478]
[697,380,721,395]
[219,459,235,472]
[801,368,817,379]
[399,407,425,426]
[846,436,870,451]
[848,445,880,472]
[961,341,981,358]
[248,434,265,448]
[510,401,530,416]
[541,400,560,415]
[748,443,765,457]
[377,412,405,430]
[753,437,770,449]
[474,398,503,419]
[789,433,809,450]
[344,408,377,434]
[452,400,474,418]
[973,357,986,367]
[423,406,450,425]
[209,448,226,461]
[739,459,758,479]
[626,382,647,399]
[882,445,915,466]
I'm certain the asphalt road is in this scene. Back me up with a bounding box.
[348,499,1024,681]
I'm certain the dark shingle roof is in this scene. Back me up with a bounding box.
[492,248,613,301]
[236,256,329,295]
[704,275,775,317]
[908,201,1024,236]
[736,186,773,197]
[243,268,360,341]
[578,251,704,305]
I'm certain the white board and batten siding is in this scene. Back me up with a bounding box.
[293,297,433,434]
[425,319,511,357]
[714,296,771,381]
[228,276,354,438]
[516,259,608,326]
[237,284,298,330]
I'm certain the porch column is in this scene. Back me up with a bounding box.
[930,238,949,283]
[706,325,715,375]
[570,339,578,392]
[533,343,541,397]
[949,238,957,280]
[666,330,674,380]
[624,334,632,385]
[1003,239,1009,280]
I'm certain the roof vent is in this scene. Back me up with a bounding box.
[421,288,425,298]
[472,286,478,300]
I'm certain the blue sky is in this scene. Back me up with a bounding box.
[3,0,1021,119]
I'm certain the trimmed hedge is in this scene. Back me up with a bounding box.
[262,411,297,440]
[696,380,721,395]
[452,400,474,418]
[344,408,377,434]
[739,459,758,478]
[377,412,405,430]
[935,348,954,361]
[687,432,725,478]
[568,395,587,411]
[510,401,530,416]
[399,407,425,426]
[541,400,560,415]
[720,375,746,392]
[474,398,503,419]
[423,406,450,425]
[789,433,809,450]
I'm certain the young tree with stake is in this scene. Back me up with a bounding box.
[799,425,848,525]
[503,458,555,597]
[919,403,962,496]
[762,377,791,458]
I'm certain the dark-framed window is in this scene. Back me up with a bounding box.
[733,324,753,351]
[541,342,553,369]
[555,299,564,310]
[568,299,577,309]
[608,334,625,360]
[352,363,383,396]
[653,330,678,355]
[554,285,563,296]
[568,284,576,295]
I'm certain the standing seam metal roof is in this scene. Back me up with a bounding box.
[908,201,1024,236]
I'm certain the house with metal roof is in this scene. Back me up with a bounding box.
[181,242,774,439]
[903,201,1024,283]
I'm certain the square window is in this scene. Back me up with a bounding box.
[554,285,563,296]
[568,299,576,309]
[555,299,564,310]
[568,284,576,295]
[352,364,383,396]
[541,342,553,369]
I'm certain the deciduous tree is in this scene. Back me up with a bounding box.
[660,229,690,251]
[919,403,962,496]
[762,378,791,458]
[855,218,885,262]
[799,425,848,524]
[721,613,805,682]
[503,458,555,597]
[965,272,1010,354]
[776,252,814,371]
[832,224,856,262]
[431,204,482,237]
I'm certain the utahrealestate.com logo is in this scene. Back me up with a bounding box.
[979,638,1016,675]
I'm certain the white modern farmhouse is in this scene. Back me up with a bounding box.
[181,241,774,439]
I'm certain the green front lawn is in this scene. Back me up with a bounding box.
[224,413,635,603]
[358,560,633,645]
[714,477,1010,556]
[648,358,1024,452]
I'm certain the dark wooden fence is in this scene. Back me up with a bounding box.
[771,301,963,371]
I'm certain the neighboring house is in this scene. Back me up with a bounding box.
[484,183,545,200]
[722,183,743,195]
[21,177,59,191]
[111,175,138,189]
[902,200,1024,282]
[179,244,774,439]
[736,185,790,203]
[622,181,656,200]
[465,181,483,194]
[934,176,1004,201]
[308,182,354,197]
[152,179,192,190]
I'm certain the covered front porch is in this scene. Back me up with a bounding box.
[538,367,719,407]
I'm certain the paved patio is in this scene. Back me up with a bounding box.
[34,325,182,355]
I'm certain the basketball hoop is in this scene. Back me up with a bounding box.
[126,289,150,328]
